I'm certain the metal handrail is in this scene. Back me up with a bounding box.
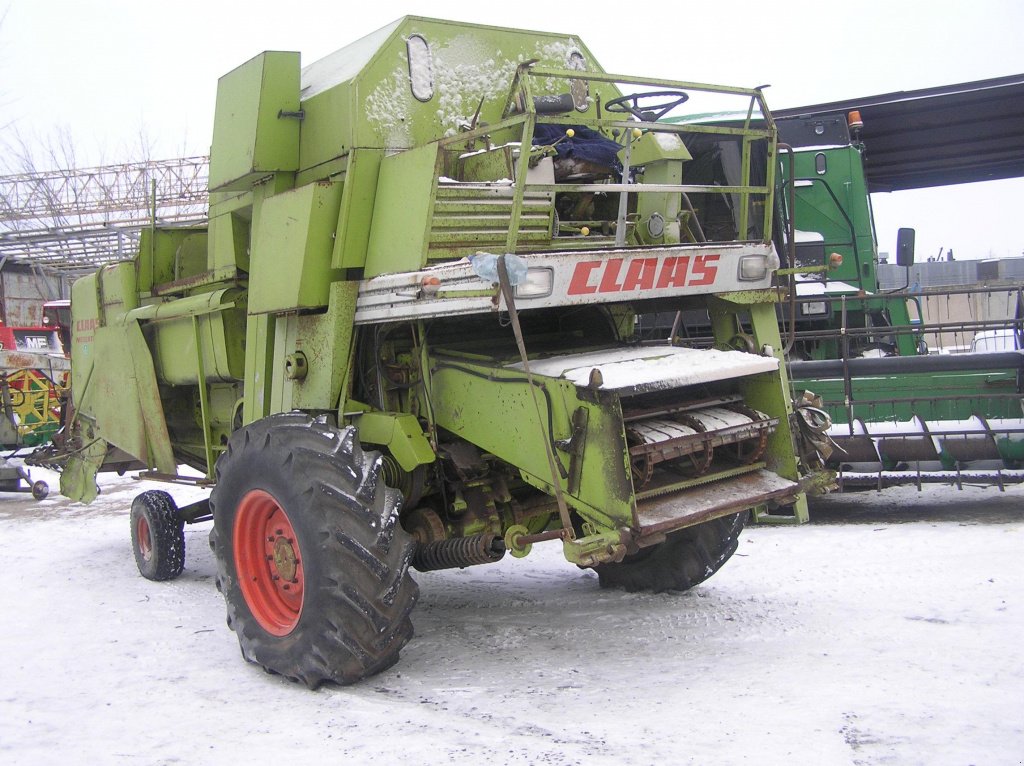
[436,64,778,254]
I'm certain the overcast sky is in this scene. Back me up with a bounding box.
[2,0,1022,260]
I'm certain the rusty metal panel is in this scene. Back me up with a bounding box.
[0,268,66,326]
[635,469,798,542]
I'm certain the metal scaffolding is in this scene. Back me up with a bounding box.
[0,156,210,274]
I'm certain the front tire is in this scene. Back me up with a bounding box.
[594,512,747,593]
[209,413,418,688]
[130,490,185,581]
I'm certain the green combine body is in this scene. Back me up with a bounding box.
[775,113,1024,483]
[62,18,822,686]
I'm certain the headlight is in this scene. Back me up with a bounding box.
[738,255,771,281]
[515,267,554,298]
[800,301,829,316]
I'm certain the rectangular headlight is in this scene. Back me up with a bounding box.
[738,255,769,281]
[515,267,554,298]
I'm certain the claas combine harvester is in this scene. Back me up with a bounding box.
[58,18,829,686]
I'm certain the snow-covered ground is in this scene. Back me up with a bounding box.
[1,466,1021,765]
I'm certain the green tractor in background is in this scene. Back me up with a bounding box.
[61,18,825,686]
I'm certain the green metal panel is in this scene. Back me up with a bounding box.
[248,181,343,312]
[351,411,435,471]
[293,17,605,169]
[69,261,139,415]
[146,289,247,385]
[787,146,876,288]
[209,51,301,192]
[295,81,356,174]
[208,209,252,274]
[636,162,683,245]
[241,313,275,425]
[364,145,438,277]
[332,150,384,270]
[79,321,176,475]
[630,131,692,165]
[354,19,603,150]
[96,261,141,319]
[137,228,203,292]
[806,370,1022,425]
[166,232,208,283]
[273,282,359,412]
[269,317,293,416]
[69,274,99,412]
[59,438,107,504]
[709,295,808,522]
[292,19,402,171]
[426,357,634,532]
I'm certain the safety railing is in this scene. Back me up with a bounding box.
[431,63,778,258]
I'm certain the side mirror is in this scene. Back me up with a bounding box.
[896,227,915,267]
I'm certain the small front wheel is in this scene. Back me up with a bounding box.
[31,480,49,500]
[130,490,185,581]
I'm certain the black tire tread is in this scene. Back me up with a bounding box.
[209,412,419,688]
[594,512,746,593]
[130,490,185,581]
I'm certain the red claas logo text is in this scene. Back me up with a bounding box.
[567,255,720,295]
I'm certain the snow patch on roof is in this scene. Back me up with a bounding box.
[365,65,414,148]
[301,19,403,99]
[361,32,585,145]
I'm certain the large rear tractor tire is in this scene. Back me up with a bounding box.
[209,412,419,688]
[130,490,185,581]
[594,512,747,593]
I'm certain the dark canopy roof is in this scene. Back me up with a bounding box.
[774,74,1024,192]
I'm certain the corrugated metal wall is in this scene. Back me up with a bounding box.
[879,256,1024,290]
[0,265,71,326]
[878,256,1021,353]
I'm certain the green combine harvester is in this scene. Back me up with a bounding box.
[772,111,1024,488]
[59,18,829,686]
[657,102,1024,490]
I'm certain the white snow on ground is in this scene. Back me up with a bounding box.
[1,466,1022,765]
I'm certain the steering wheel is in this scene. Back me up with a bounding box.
[605,90,690,122]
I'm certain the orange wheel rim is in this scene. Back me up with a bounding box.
[136,516,153,561]
[233,489,304,636]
